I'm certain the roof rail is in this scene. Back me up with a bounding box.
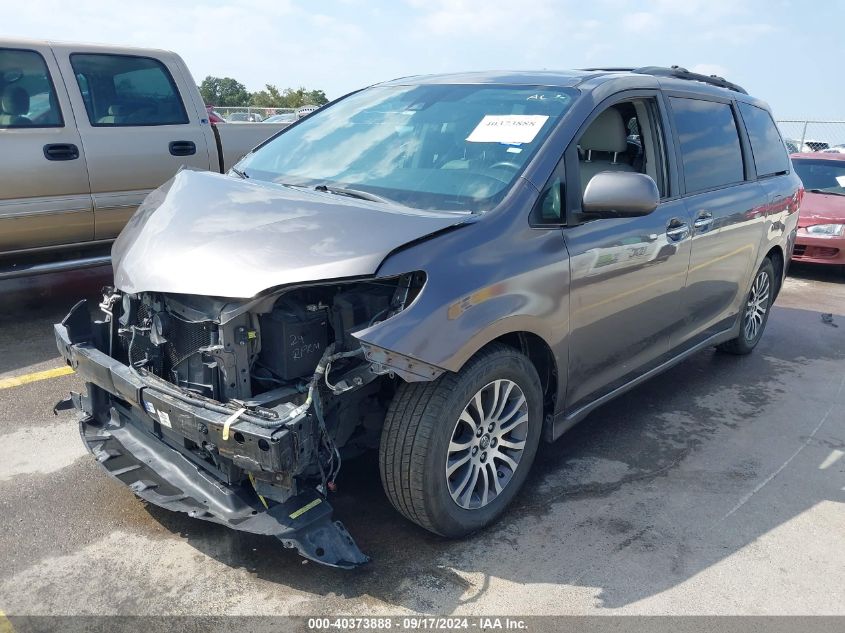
[633,66,747,94]
[579,65,748,94]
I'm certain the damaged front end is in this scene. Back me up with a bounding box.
[55,271,436,568]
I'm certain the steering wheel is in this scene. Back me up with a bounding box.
[489,161,521,172]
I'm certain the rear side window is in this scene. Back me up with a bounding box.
[70,53,188,127]
[738,102,789,177]
[0,48,63,128]
[670,97,744,193]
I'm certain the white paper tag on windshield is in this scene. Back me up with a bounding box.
[466,115,549,144]
[836,175,845,187]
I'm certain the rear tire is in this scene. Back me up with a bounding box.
[717,257,775,355]
[379,343,543,537]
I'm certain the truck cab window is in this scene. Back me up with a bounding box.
[0,48,63,128]
[70,53,188,127]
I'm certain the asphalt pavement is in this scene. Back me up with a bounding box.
[0,263,843,616]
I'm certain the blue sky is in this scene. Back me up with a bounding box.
[4,0,842,119]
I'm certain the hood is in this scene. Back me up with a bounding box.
[798,190,845,228]
[113,170,470,298]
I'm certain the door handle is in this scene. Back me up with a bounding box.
[169,141,196,156]
[666,219,689,242]
[43,143,79,161]
[694,211,714,231]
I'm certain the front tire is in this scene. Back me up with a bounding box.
[718,257,775,355]
[379,344,543,537]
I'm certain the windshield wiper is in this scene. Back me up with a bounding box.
[808,188,845,196]
[230,166,249,179]
[313,184,397,205]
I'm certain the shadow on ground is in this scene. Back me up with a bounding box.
[0,266,111,374]
[138,302,844,612]
[2,265,841,613]
[787,262,844,284]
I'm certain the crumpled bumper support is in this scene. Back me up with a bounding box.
[80,409,367,568]
[55,300,369,569]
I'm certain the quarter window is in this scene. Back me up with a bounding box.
[70,53,188,127]
[738,102,789,177]
[670,98,744,193]
[0,48,63,128]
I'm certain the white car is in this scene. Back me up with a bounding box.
[263,113,297,123]
[822,144,845,154]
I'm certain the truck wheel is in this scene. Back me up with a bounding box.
[718,257,775,355]
[379,343,543,537]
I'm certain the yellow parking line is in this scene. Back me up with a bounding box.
[0,609,14,633]
[0,366,74,389]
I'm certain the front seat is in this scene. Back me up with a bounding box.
[97,105,123,125]
[0,86,32,127]
[579,108,634,193]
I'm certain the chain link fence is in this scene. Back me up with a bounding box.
[207,105,320,123]
[776,120,845,154]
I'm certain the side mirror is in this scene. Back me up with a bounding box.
[582,172,659,218]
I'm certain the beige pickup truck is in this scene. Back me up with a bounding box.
[0,39,290,278]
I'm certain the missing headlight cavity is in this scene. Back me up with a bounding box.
[107,271,425,506]
[113,272,424,396]
[252,271,424,388]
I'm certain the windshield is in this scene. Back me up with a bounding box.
[237,84,577,212]
[793,158,845,195]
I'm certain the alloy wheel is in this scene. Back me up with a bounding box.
[445,379,530,510]
[744,269,770,342]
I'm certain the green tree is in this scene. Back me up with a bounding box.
[249,84,285,108]
[249,85,329,108]
[283,86,329,108]
[305,89,329,106]
[198,76,250,107]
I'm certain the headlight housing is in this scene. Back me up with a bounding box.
[805,223,845,237]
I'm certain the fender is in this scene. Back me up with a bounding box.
[354,180,571,400]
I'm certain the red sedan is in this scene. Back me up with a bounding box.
[205,105,226,125]
[790,153,845,267]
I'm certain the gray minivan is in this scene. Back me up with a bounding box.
[55,66,801,568]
